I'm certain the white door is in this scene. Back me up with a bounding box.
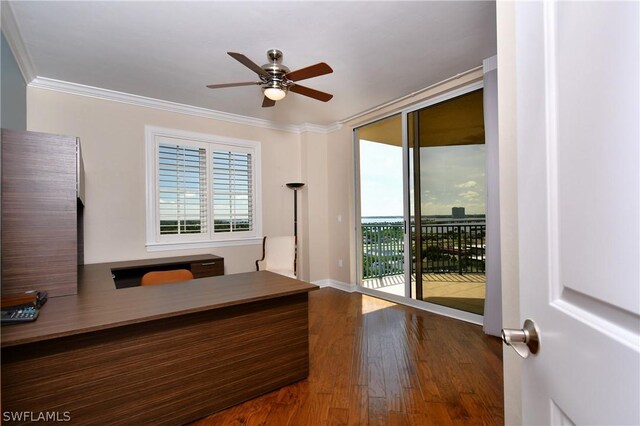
[513,1,639,424]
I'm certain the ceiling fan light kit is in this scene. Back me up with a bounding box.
[263,85,287,101]
[207,49,333,107]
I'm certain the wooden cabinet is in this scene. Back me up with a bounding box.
[110,254,224,289]
[1,129,83,297]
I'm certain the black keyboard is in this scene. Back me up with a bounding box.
[1,306,39,324]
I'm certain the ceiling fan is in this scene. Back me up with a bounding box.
[206,49,333,107]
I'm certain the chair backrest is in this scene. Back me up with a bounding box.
[263,236,296,273]
[141,269,194,286]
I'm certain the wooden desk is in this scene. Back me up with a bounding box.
[1,263,318,425]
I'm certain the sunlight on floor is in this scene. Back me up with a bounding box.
[360,294,397,314]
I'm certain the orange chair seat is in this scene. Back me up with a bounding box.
[141,269,194,286]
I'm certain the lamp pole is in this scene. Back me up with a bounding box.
[286,182,305,238]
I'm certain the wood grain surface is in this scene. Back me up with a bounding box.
[2,293,311,425]
[1,129,78,297]
[192,288,504,425]
[1,270,317,347]
[190,259,224,278]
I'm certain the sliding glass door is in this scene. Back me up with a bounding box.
[356,84,487,317]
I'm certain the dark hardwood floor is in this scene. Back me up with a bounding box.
[191,287,504,425]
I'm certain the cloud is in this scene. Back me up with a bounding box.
[459,191,479,200]
[456,180,477,188]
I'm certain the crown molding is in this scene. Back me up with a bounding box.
[298,122,343,134]
[1,1,37,83]
[483,55,497,73]
[28,77,339,134]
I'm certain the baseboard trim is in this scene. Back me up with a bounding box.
[312,279,357,293]
[312,279,483,326]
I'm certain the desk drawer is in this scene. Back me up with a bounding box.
[190,260,224,278]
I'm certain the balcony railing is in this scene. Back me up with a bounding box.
[362,224,405,279]
[362,221,486,279]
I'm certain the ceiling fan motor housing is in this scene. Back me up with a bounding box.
[262,49,290,90]
[266,49,283,63]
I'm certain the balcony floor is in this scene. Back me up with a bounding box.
[362,273,486,315]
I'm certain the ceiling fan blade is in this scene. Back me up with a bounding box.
[228,52,269,77]
[262,96,276,108]
[289,84,333,102]
[285,62,333,82]
[206,81,261,89]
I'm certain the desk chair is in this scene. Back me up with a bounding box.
[141,269,194,286]
[255,236,296,278]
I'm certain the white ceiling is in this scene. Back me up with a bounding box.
[8,1,496,126]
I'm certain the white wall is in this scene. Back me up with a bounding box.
[27,88,304,275]
[1,31,26,130]
[482,58,503,338]
[326,125,354,284]
[299,131,330,283]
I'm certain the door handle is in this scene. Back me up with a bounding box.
[501,319,540,359]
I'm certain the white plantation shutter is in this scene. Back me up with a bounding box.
[146,126,261,249]
[212,150,253,233]
[158,144,207,235]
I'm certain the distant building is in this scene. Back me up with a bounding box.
[452,207,465,218]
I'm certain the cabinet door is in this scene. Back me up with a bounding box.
[2,129,78,296]
[190,259,224,278]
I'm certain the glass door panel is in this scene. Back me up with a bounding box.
[408,89,487,314]
[355,114,406,297]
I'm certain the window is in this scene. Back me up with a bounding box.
[212,150,254,233]
[158,143,208,236]
[146,126,262,250]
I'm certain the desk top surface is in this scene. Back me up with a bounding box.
[1,258,318,348]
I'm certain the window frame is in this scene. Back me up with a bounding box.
[145,126,262,251]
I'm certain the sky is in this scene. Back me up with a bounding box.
[359,140,485,217]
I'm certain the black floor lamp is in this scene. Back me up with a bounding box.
[286,183,304,276]
[286,182,305,238]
